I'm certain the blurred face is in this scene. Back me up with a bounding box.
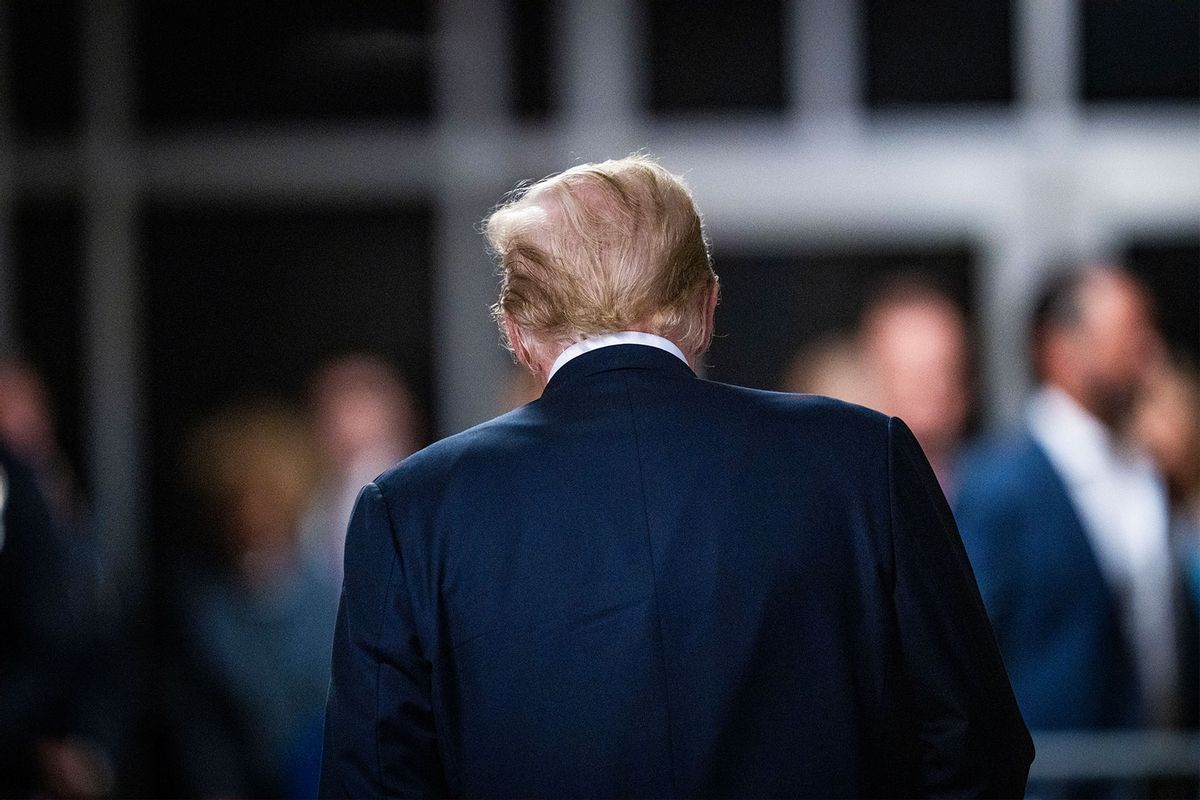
[1063,273,1161,427]
[315,385,400,469]
[1132,363,1200,503]
[862,302,970,458]
[0,364,56,462]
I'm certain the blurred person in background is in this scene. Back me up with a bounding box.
[781,331,876,407]
[1131,355,1200,613]
[954,266,1197,794]
[857,278,973,497]
[0,356,86,531]
[0,442,113,798]
[0,356,126,798]
[780,279,972,498]
[162,400,339,798]
[302,354,420,585]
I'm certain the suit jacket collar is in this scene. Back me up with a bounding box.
[541,343,696,396]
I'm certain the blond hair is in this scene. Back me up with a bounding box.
[484,155,717,358]
[183,400,319,538]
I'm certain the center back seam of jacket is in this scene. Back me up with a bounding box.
[620,371,680,795]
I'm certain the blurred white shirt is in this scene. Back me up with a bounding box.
[1028,385,1178,725]
[301,445,403,586]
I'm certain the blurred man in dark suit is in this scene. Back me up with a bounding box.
[320,155,1033,798]
[954,267,1198,795]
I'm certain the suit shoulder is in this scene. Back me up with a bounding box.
[374,404,537,498]
[704,381,891,437]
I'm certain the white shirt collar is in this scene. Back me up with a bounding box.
[547,331,689,382]
[1026,385,1115,485]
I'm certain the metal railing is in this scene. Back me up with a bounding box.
[1029,731,1200,781]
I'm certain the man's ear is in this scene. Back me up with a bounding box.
[700,278,720,354]
[504,314,536,373]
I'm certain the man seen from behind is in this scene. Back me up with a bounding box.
[320,155,1033,798]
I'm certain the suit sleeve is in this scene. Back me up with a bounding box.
[887,417,1034,798]
[319,482,448,798]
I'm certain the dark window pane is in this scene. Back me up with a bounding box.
[1126,240,1200,366]
[512,0,557,118]
[8,0,82,134]
[707,245,975,391]
[136,1,433,126]
[12,199,85,480]
[1082,0,1200,103]
[865,0,1013,106]
[646,0,786,114]
[142,202,434,539]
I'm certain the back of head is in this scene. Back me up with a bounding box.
[484,155,717,359]
[184,400,319,562]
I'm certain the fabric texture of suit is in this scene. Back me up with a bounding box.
[320,344,1033,798]
[953,433,1199,731]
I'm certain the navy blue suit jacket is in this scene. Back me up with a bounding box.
[954,433,1198,731]
[320,345,1032,798]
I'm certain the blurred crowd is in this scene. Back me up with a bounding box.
[788,265,1200,796]
[1,262,1198,797]
[0,354,423,798]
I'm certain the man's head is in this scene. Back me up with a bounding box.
[484,155,719,380]
[858,278,971,467]
[183,401,319,575]
[308,354,420,473]
[1031,266,1162,429]
[0,356,57,466]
